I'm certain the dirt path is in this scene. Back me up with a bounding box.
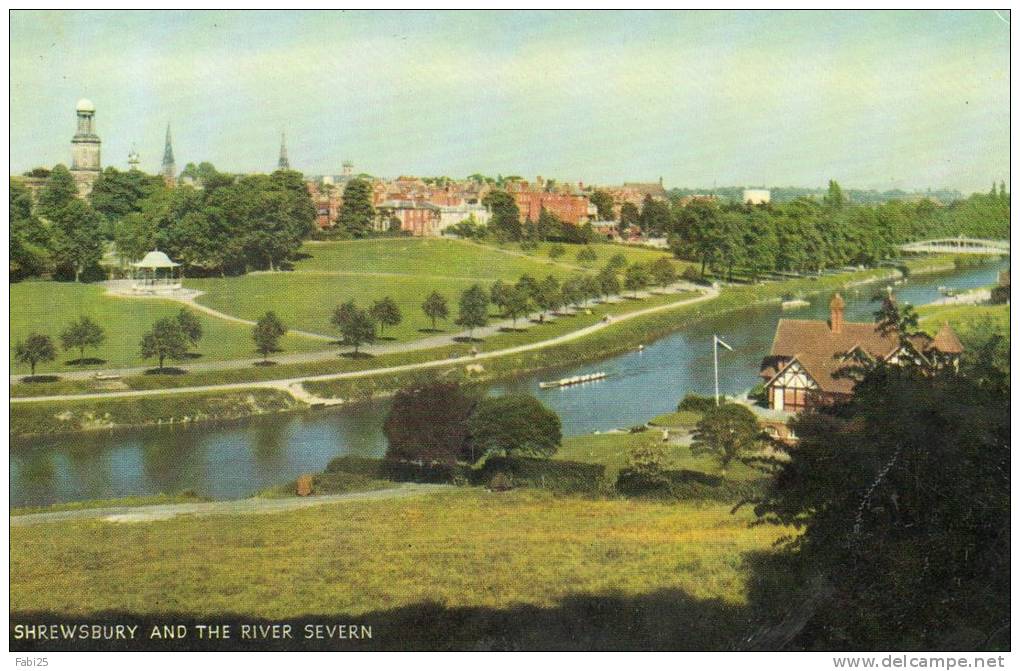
[12,284,718,403]
[10,483,454,527]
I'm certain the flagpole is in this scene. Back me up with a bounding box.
[714,335,720,406]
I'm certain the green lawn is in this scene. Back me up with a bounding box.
[10,282,324,374]
[10,488,785,621]
[508,240,682,268]
[556,430,760,483]
[917,302,1009,339]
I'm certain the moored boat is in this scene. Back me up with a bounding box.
[539,371,608,389]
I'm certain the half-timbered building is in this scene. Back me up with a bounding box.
[759,294,963,413]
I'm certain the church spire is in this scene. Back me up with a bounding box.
[278,131,290,170]
[161,124,176,186]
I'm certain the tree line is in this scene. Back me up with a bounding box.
[10,162,317,281]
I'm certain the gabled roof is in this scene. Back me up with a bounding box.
[763,316,963,394]
[931,322,964,354]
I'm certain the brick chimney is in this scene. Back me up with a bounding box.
[829,293,845,334]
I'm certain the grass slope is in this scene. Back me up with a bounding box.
[10,488,785,620]
[10,282,323,374]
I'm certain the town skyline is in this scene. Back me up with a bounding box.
[11,10,1010,194]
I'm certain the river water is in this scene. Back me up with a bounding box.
[11,260,1006,507]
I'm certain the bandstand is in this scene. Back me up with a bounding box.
[131,250,183,295]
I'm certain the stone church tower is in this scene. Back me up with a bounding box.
[278,131,290,170]
[70,98,101,195]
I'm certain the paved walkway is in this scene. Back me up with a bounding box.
[11,483,453,526]
[11,284,718,404]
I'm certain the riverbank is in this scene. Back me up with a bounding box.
[11,266,895,439]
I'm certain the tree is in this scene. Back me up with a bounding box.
[331,301,376,354]
[534,275,561,320]
[502,286,531,329]
[176,308,203,349]
[561,275,586,309]
[60,316,105,364]
[49,199,104,282]
[606,252,627,271]
[338,178,375,237]
[369,296,402,336]
[140,317,190,371]
[624,263,650,296]
[89,167,162,223]
[14,333,56,377]
[649,257,677,288]
[482,190,521,241]
[589,190,615,221]
[873,294,919,341]
[36,164,78,219]
[750,363,1008,649]
[597,266,621,299]
[10,179,51,280]
[252,311,287,362]
[421,291,449,331]
[690,403,762,468]
[823,179,847,209]
[619,202,640,235]
[456,284,489,339]
[627,438,675,487]
[384,382,476,464]
[576,246,598,263]
[639,195,672,235]
[548,243,565,260]
[468,394,562,459]
[489,279,512,315]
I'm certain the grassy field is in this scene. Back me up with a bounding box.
[10,282,324,374]
[917,302,1009,338]
[11,492,208,516]
[189,238,684,339]
[556,430,761,483]
[10,488,785,622]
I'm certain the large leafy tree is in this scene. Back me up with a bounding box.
[89,167,162,224]
[589,190,615,221]
[639,195,672,235]
[482,190,521,242]
[60,315,106,364]
[252,311,287,362]
[338,178,375,237]
[690,402,762,468]
[14,333,57,377]
[421,291,449,331]
[455,284,489,339]
[36,164,78,219]
[140,317,190,371]
[750,361,1009,649]
[331,300,376,354]
[383,382,477,464]
[176,308,204,350]
[10,179,51,280]
[50,199,104,282]
[467,394,562,459]
[369,296,402,336]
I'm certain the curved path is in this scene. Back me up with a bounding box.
[10,483,453,527]
[11,284,719,404]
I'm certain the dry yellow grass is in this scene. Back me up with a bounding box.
[11,488,785,620]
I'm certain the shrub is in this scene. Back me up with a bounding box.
[473,456,605,495]
[677,393,716,413]
[616,467,763,502]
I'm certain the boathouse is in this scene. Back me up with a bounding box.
[759,294,963,413]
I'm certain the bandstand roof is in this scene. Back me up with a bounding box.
[132,250,180,268]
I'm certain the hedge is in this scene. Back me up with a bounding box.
[472,456,606,495]
[616,467,766,502]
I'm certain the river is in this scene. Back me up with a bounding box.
[11,260,1007,507]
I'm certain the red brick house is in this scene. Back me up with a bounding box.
[759,294,963,413]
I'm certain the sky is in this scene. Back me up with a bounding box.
[9,10,1010,193]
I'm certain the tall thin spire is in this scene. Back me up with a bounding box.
[278,131,290,170]
[161,124,176,186]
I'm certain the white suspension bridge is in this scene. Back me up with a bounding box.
[897,236,1010,256]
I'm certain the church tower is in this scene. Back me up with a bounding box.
[70,98,101,195]
[278,131,290,170]
[161,124,176,186]
[128,144,140,171]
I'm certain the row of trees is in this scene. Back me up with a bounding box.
[659,182,1010,278]
[11,163,318,281]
